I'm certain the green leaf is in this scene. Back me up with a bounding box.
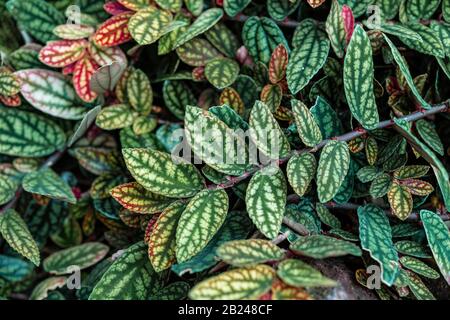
[149,201,185,272]
[395,240,432,258]
[315,203,341,229]
[22,168,76,204]
[249,101,291,159]
[310,96,344,139]
[205,22,240,57]
[0,71,20,96]
[406,0,441,20]
[374,0,401,19]
[325,0,346,59]
[176,189,229,262]
[184,105,251,176]
[129,7,173,45]
[242,16,289,64]
[290,235,362,258]
[217,239,284,267]
[316,140,350,203]
[89,242,163,300]
[163,80,196,120]
[6,0,65,43]
[205,58,239,89]
[189,265,275,300]
[122,148,205,198]
[344,25,379,130]
[174,8,224,48]
[127,69,153,115]
[110,182,173,214]
[172,211,252,275]
[0,108,66,157]
[223,0,251,17]
[267,0,300,21]
[96,104,137,130]
[0,209,40,266]
[287,19,330,94]
[388,181,413,220]
[15,69,87,120]
[246,166,287,239]
[415,119,444,156]
[338,0,375,17]
[43,242,109,275]
[397,23,445,58]
[358,204,400,286]
[291,99,323,147]
[0,174,19,206]
[420,210,450,284]
[357,166,381,183]
[383,34,431,109]
[400,256,440,279]
[30,276,67,300]
[369,173,392,198]
[277,259,337,288]
[176,38,221,66]
[0,254,34,282]
[405,270,436,300]
[287,152,317,197]
[151,282,190,300]
[444,0,450,22]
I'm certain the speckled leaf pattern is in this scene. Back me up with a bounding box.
[290,235,362,258]
[15,69,86,120]
[287,153,317,197]
[0,71,20,96]
[405,270,436,300]
[397,23,445,58]
[43,243,109,275]
[184,105,251,176]
[315,203,341,229]
[176,189,229,262]
[369,173,392,198]
[149,201,185,271]
[420,210,450,284]
[406,0,441,20]
[394,165,430,179]
[287,19,330,94]
[205,23,240,58]
[388,181,413,220]
[344,25,379,130]
[310,96,343,139]
[174,8,224,48]
[38,40,87,68]
[129,7,173,45]
[400,179,434,196]
[245,166,287,239]
[400,256,440,279]
[358,204,400,286]
[0,174,18,206]
[395,240,432,258]
[383,35,431,109]
[326,0,346,58]
[96,104,137,130]
[22,168,76,204]
[189,265,275,300]
[217,239,284,267]
[127,69,153,115]
[150,282,190,300]
[219,87,245,115]
[316,140,350,203]
[93,12,133,47]
[73,55,99,103]
[249,101,291,159]
[269,44,288,84]
[291,99,323,147]
[163,80,196,120]
[122,148,205,198]
[260,84,282,112]
[267,0,301,21]
[176,38,221,67]
[0,209,40,266]
[89,242,163,300]
[6,0,65,43]
[337,0,375,17]
[444,0,450,22]
[242,16,289,64]
[0,108,65,157]
[110,182,174,214]
[374,0,401,19]
[415,119,444,155]
[205,58,240,89]
[53,24,95,40]
[277,259,337,288]
[223,0,252,17]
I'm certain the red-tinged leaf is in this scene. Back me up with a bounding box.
[144,214,160,244]
[39,40,88,68]
[269,44,288,84]
[93,12,133,48]
[104,1,132,15]
[118,0,151,11]
[399,179,435,196]
[192,66,206,81]
[341,5,355,44]
[73,56,99,103]
[307,0,326,8]
[62,62,77,75]
[88,42,127,67]
[0,94,21,107]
